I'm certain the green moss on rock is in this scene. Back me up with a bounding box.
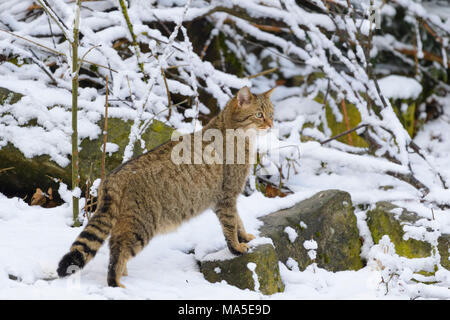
[313,90,420,145]
[0,112,174,199]
[216,32,244,77]
[367,202,432,258]
[0,143,71,199]
[0,87,23,105]
[259,190,363,272]
[200,244,284,295]
[314,94,368,148]
[78,118,174,183]
[437,234,449,270]
[391,100,416,137]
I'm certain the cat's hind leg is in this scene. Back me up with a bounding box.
[107,240,129,288]
[122,265,128,277]
[107,217,150,288]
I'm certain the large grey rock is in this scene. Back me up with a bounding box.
[200,244,284,295]
[259,190,363,272]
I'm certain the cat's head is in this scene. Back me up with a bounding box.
[230,86,275,131]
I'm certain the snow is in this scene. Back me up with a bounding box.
[89,178,101,197]
[284,226,298,243]
[200,248,238,262]
[303,240,318,251]
[103,142,119,156]
[2,91,449,299]
[303,239,318,260]
[247,263,260,293]
[378,75,423,100]
[364,235,446,297]
[1,170,448,300]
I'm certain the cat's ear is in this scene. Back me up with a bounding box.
[237,86,253,108]
[263,87,276,99]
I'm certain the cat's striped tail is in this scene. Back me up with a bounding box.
[57,188,115,277]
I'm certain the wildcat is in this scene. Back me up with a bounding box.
[57,86,275,288]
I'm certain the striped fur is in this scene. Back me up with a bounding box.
[57,86,275,287]
[57,187,117,278]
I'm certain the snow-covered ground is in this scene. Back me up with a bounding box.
[0,189,408,300]
[1,107,449,300]
[0,191,366,299]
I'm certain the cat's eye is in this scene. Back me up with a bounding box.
[255,112,264,118]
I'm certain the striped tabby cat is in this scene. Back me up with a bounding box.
[57,86,275,287]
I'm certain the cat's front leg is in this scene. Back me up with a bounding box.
[215,203,249,254]
[237,215,255,243]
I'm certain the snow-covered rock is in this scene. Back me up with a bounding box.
[200,244,284,295]
[259,190,363,272]
[367,202,433,259]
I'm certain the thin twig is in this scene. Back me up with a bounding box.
[395,47,450,68]
[409,141,448,189]
[418,17,444,44]
[161,67,172,120]
[413,22,420,75]
[251,22,285,33]
[172,98,188,108]
[0,167,14,174]
[37,0,71,43]
[71,0,82,227]
[247,67,279,79]
[242,38,306,65]
[166,64,189,70]
[45,174,62,183]
[29,49,58,85]
[200,29,216,60]
[77,44,101,74]
[0,28,63,55]
[84,201,98,210]
[46,16,57,50]
[151,12,171,36]
[101,75,109,181]
[142,32,185,53]
[323,78,331,107]
[126,75,135,107]
[321,124,368,145]
[0,28,118,73]
[84,163,92,219]
[42,0,69,29]
[118,0,148,81]
[340,99,353,145]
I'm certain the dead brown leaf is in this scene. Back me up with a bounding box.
[30,187,58,208]
[31,188,46,206]
[26,3,42,12]
[265,184,287,198]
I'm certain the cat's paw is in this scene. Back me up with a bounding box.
[233,242,250,254]
[227,241,250,255]
[239,233,256,243]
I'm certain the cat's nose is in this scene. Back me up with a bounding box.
[267,119,273,128]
